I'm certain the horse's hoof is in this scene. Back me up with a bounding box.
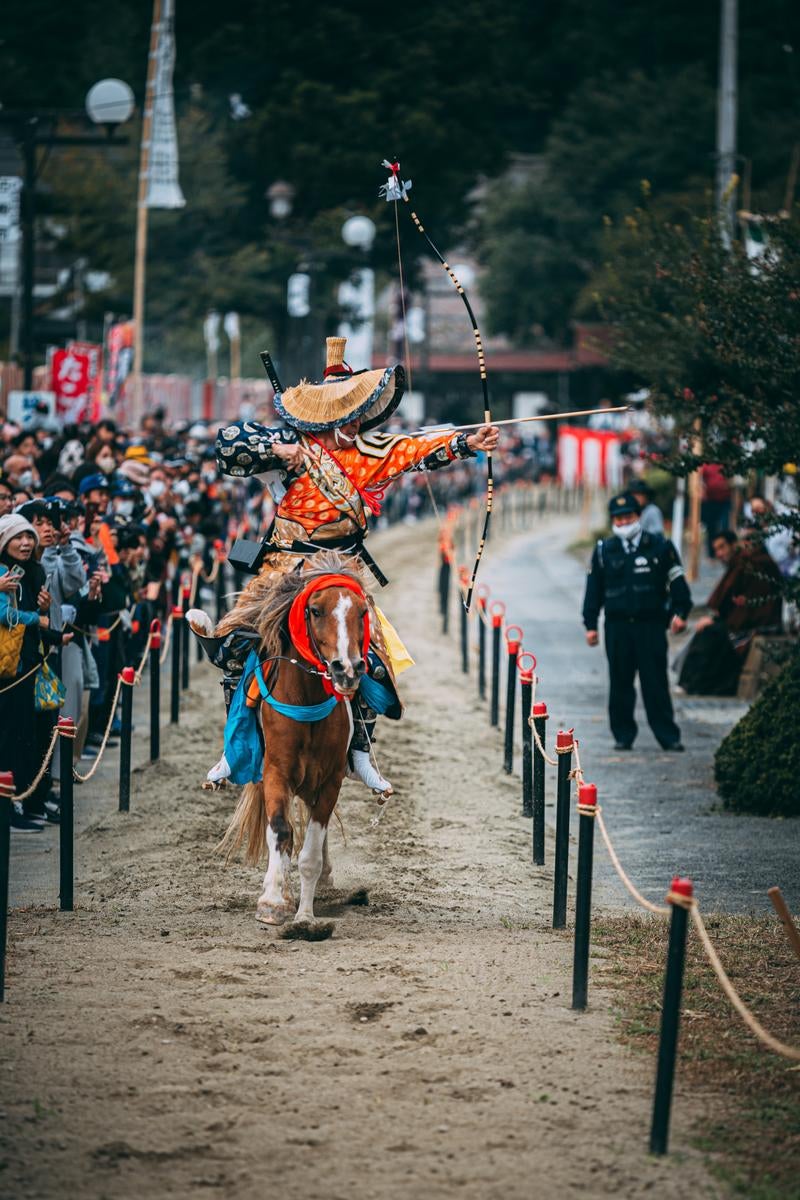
[255,903,292,927]
[279,919,334,942]
[201,778,227,791]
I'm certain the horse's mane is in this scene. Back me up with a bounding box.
[222,551,366,659]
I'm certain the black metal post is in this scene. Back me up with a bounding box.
[170,607,181,725]
[477,598,487,700]
[532,704,547,865]
[0,773,13,1003]
[650,879,693,1155]
[58,720,75,911]
[149,621,161,762]
[503,629,521,774]
[181,586,191,690]
[519,670,533,817]
[439,552,451,635]
[118,669,134,813]
[571,783,597,1010]
[490,613,503,727]
[553,731,574,929]
[459,585,469,674]
[215,550,227,622]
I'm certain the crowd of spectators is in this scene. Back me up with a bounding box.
[0,408,240,832]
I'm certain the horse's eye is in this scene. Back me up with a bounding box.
[309,606,321,618]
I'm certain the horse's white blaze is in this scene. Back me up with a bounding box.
[295,819,326,922]
[259,825,291,911]
[333,593,353,670]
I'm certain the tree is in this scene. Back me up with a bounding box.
[600,201,800,478]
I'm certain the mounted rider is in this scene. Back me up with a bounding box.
[191,335,498,791]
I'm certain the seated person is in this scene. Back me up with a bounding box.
[678,529,783,695]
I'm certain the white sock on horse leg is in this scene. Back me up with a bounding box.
[349,749,393,795]
[295,819,326,922]
[258,824,292,911]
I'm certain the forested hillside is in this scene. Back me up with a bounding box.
[1,0,797,370]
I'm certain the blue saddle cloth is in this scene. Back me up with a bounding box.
[223,650,397,786]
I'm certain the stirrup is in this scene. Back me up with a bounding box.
[348,749,393,796]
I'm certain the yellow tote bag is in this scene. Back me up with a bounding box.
[374,606,415,675]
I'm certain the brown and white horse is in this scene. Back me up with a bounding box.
[218,556,370,935]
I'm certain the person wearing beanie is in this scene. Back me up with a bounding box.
[0,514,73,829]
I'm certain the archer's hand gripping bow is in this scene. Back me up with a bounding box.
[381,158,492,612]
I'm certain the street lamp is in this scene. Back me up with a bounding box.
[266,180,295,221]
[339,216,376,370]
[85,79,135,132]
[1,78,134,387]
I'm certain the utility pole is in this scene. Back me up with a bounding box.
[716,0,738,240]
[20,121,37,389]
[131,0,162,429]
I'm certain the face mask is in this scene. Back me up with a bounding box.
[613,520,641,541]
[334,427,356,447]
[18,470,34,487]
[41,437,54,451]
[149,480,166,499]
[115,500,134,517]
[173,480,190,498]
[97,458,115,474]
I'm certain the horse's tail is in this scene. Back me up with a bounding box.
[217,781,267,866]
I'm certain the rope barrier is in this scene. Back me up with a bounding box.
[200,557,220,584]
[159,612,174,665]
[571,742,800,1061]
[688,901,800,1062]
[9,724,61,802]
[72,674,125,783]
[132,630,154,685]
[0,653,52,695]
[595,808,671,915]
[189,562,202,608]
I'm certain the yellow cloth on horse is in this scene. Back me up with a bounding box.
[374,606,414,675]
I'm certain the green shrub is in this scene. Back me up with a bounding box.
[714,641,800,817]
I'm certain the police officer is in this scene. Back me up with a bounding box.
[583,492,692,751]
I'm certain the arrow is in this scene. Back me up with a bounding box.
[403,404,631,437]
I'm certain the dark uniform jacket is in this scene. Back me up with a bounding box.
[582,532,692,631]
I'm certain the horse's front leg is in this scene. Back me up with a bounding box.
[294,782,340,928]
[318,828,333,891]
[256,771,296,927]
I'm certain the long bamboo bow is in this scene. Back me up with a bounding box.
[381,158,492,611]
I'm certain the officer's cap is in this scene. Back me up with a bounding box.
[608,492,641,517]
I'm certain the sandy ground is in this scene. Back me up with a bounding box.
[1,521,724,1200]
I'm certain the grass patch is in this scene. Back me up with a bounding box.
[593,913,800,1199]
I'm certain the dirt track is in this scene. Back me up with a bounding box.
[1,523,722,1199]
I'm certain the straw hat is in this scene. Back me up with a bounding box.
[273,337,405,434]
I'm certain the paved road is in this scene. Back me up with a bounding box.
[476,516,798,915]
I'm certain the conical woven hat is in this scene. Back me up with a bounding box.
[273,337,405,433]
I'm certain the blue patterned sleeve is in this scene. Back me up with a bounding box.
[216,421,299,478]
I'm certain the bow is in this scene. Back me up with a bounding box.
[381,158,492,611]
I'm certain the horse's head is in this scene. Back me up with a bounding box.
[307,584,369,694]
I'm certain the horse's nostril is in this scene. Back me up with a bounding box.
[353,658,367,676]
[331,658,345,673]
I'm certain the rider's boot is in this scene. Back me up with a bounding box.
[348,696,393,795]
